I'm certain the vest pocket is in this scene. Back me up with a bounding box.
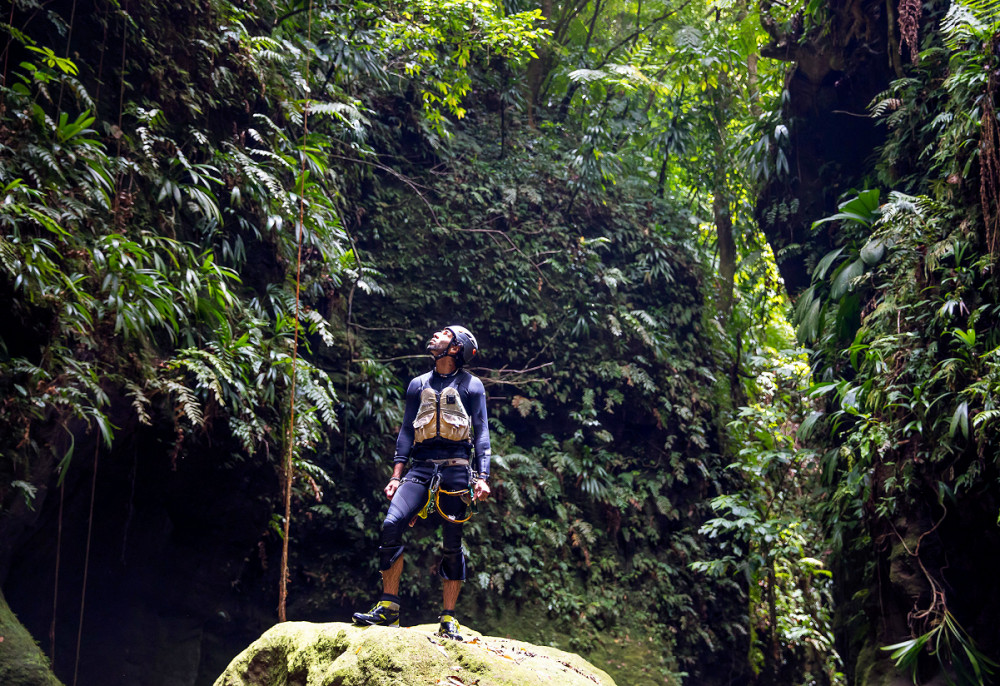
[413,411,435,443]
[438,387,470,442]
[439,408,470,442]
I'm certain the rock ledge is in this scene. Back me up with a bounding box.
[214,621,617,686]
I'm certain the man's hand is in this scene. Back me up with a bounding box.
[473,479,491,501]
[384,478,401,500]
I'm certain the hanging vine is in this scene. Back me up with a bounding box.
[980,33,1000,257]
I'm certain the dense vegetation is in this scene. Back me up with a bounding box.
[786,1,1000,682]
[2,1,999,686]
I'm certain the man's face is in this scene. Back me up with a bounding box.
[426,328,454,353]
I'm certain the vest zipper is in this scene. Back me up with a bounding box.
[435,391,441,438]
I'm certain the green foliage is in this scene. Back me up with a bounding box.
[0,0,550,491]
[378,0,548,133]
[884,610,998,686]
[797,16,1000,669]
[0,2,835,684]
[793,190,882,344]
[0,16,346,494]
[692,327,843,683]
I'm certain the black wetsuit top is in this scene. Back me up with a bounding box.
[393,369,491,479]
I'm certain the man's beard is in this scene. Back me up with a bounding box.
[426,338,448,353]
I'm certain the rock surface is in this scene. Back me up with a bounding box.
[214,621,618,686]
[0,590,63,686]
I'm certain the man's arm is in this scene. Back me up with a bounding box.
[384,461,405,499]
[385,377,420,499]
[468,376,492,500]
[394,377,421,465]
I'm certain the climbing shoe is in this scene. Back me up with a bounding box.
[436,613,464,641]
[352,600,400,627]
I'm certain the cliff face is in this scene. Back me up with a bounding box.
[214,621,617,686]
[757,0,1000,681]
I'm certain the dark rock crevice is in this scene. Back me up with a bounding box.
[2,416,281,686]
[756,0,894,295]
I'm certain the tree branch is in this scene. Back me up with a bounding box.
[595,0,695,70]
[327,151,442,227]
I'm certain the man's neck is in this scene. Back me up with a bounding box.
[434,357,458,376]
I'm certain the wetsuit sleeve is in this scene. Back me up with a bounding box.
[394,377,422,464]
[469,376,492,479]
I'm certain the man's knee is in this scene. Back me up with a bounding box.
[381,511,406,546]
[439,547,466,581]
[379,544,404,571]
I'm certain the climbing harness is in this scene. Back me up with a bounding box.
[417,471,478,523]
[411,465,478,524]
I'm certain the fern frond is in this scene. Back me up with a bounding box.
[0,235,16,275]
[252,113,289,142]
[308,101,370,126]
[869,97,903,118]
[255,49,292,64]
[120,382,150,429]
[165,380,204,427]
[246,146,294,168]
[941,0,1000,50]
[674,25,704,50]
[573,519,597,544]
[567,68,608,84]
[973,408,1000,427]
[175,354,225,405]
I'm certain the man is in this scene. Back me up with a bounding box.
[352,325,492,640]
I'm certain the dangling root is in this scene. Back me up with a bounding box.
[979,33,1000,258]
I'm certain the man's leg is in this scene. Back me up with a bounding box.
[382,555,404,596]
[353,478,427,626]
[437,475,468,639]
[442,579,461,611]
[437,575,464,639]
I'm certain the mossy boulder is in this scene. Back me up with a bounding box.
[0,590,63,686]
[215,621,618,686]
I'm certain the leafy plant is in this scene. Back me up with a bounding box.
[884,610,998,686]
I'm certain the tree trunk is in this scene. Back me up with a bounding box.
[712,81,736,319]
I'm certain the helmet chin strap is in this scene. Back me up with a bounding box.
[429,334,457,362]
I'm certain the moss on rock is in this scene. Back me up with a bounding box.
[215,621,617,686]
[0,590,63,686]
[854,640,920,686]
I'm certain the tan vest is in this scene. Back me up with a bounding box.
[413,386,471,444]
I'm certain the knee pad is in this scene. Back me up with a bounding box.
[379,544,404,571]
[381,512,406,547]
[439,547,466,581]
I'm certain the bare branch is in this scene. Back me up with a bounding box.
[471,362,556,388]
[452,226,553,288]
[327,151,442,227]
[365,354,428,363]
[470,362,555,376]
[350,323,417,333]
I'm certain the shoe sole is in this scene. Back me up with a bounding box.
[352,616,399,627]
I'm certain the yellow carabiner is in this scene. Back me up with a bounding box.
[418,472,442,520]
[436,487,475,523]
